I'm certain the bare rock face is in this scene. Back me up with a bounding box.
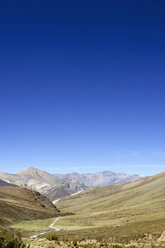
[0,167,87,201]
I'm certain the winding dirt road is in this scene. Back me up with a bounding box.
[49,217,60,231]
[30,190,84,239]
[30,217,60,239]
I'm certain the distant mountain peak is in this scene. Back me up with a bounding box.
[17,166,44,174]
[16,167,58,186]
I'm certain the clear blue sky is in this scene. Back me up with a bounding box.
[0,1,165,175]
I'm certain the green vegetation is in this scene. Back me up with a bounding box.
[12,218,53,231]
[0,227,26,248]
[47,233,59,241]
[26,232,165,248]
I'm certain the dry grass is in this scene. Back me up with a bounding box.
[55,172,165,241]
[0,187,59,224]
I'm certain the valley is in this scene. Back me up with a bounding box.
[1,171,165,247]
[56,171,165,233]
[0,0,163,247]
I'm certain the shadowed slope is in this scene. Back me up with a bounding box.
[0,179,16,187]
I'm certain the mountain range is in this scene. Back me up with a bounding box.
[54,170,144,187]
[0,167,87,201]
[0,167,144,201]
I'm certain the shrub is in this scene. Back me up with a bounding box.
[0,228,26,248]
[47,233,59,241]
[111,245,123,248]
[73,240,78,247]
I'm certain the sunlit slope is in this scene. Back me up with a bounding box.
[56,172,165,229]
[0,187,59,225]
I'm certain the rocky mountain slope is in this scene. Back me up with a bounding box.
[54,170,144,187]
[0,167,143,202]
[0,167,87,201]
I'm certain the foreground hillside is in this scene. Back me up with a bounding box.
[0,186,59,226]
[55,171,165,241]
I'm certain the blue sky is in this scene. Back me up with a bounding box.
[0,1,165,175]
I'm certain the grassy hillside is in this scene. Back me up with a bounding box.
[0,186,59,226]
[55,171,165,241]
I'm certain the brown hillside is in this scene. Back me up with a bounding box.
[0,186,59,226]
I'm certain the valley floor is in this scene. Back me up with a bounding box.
[8,214,165,248]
